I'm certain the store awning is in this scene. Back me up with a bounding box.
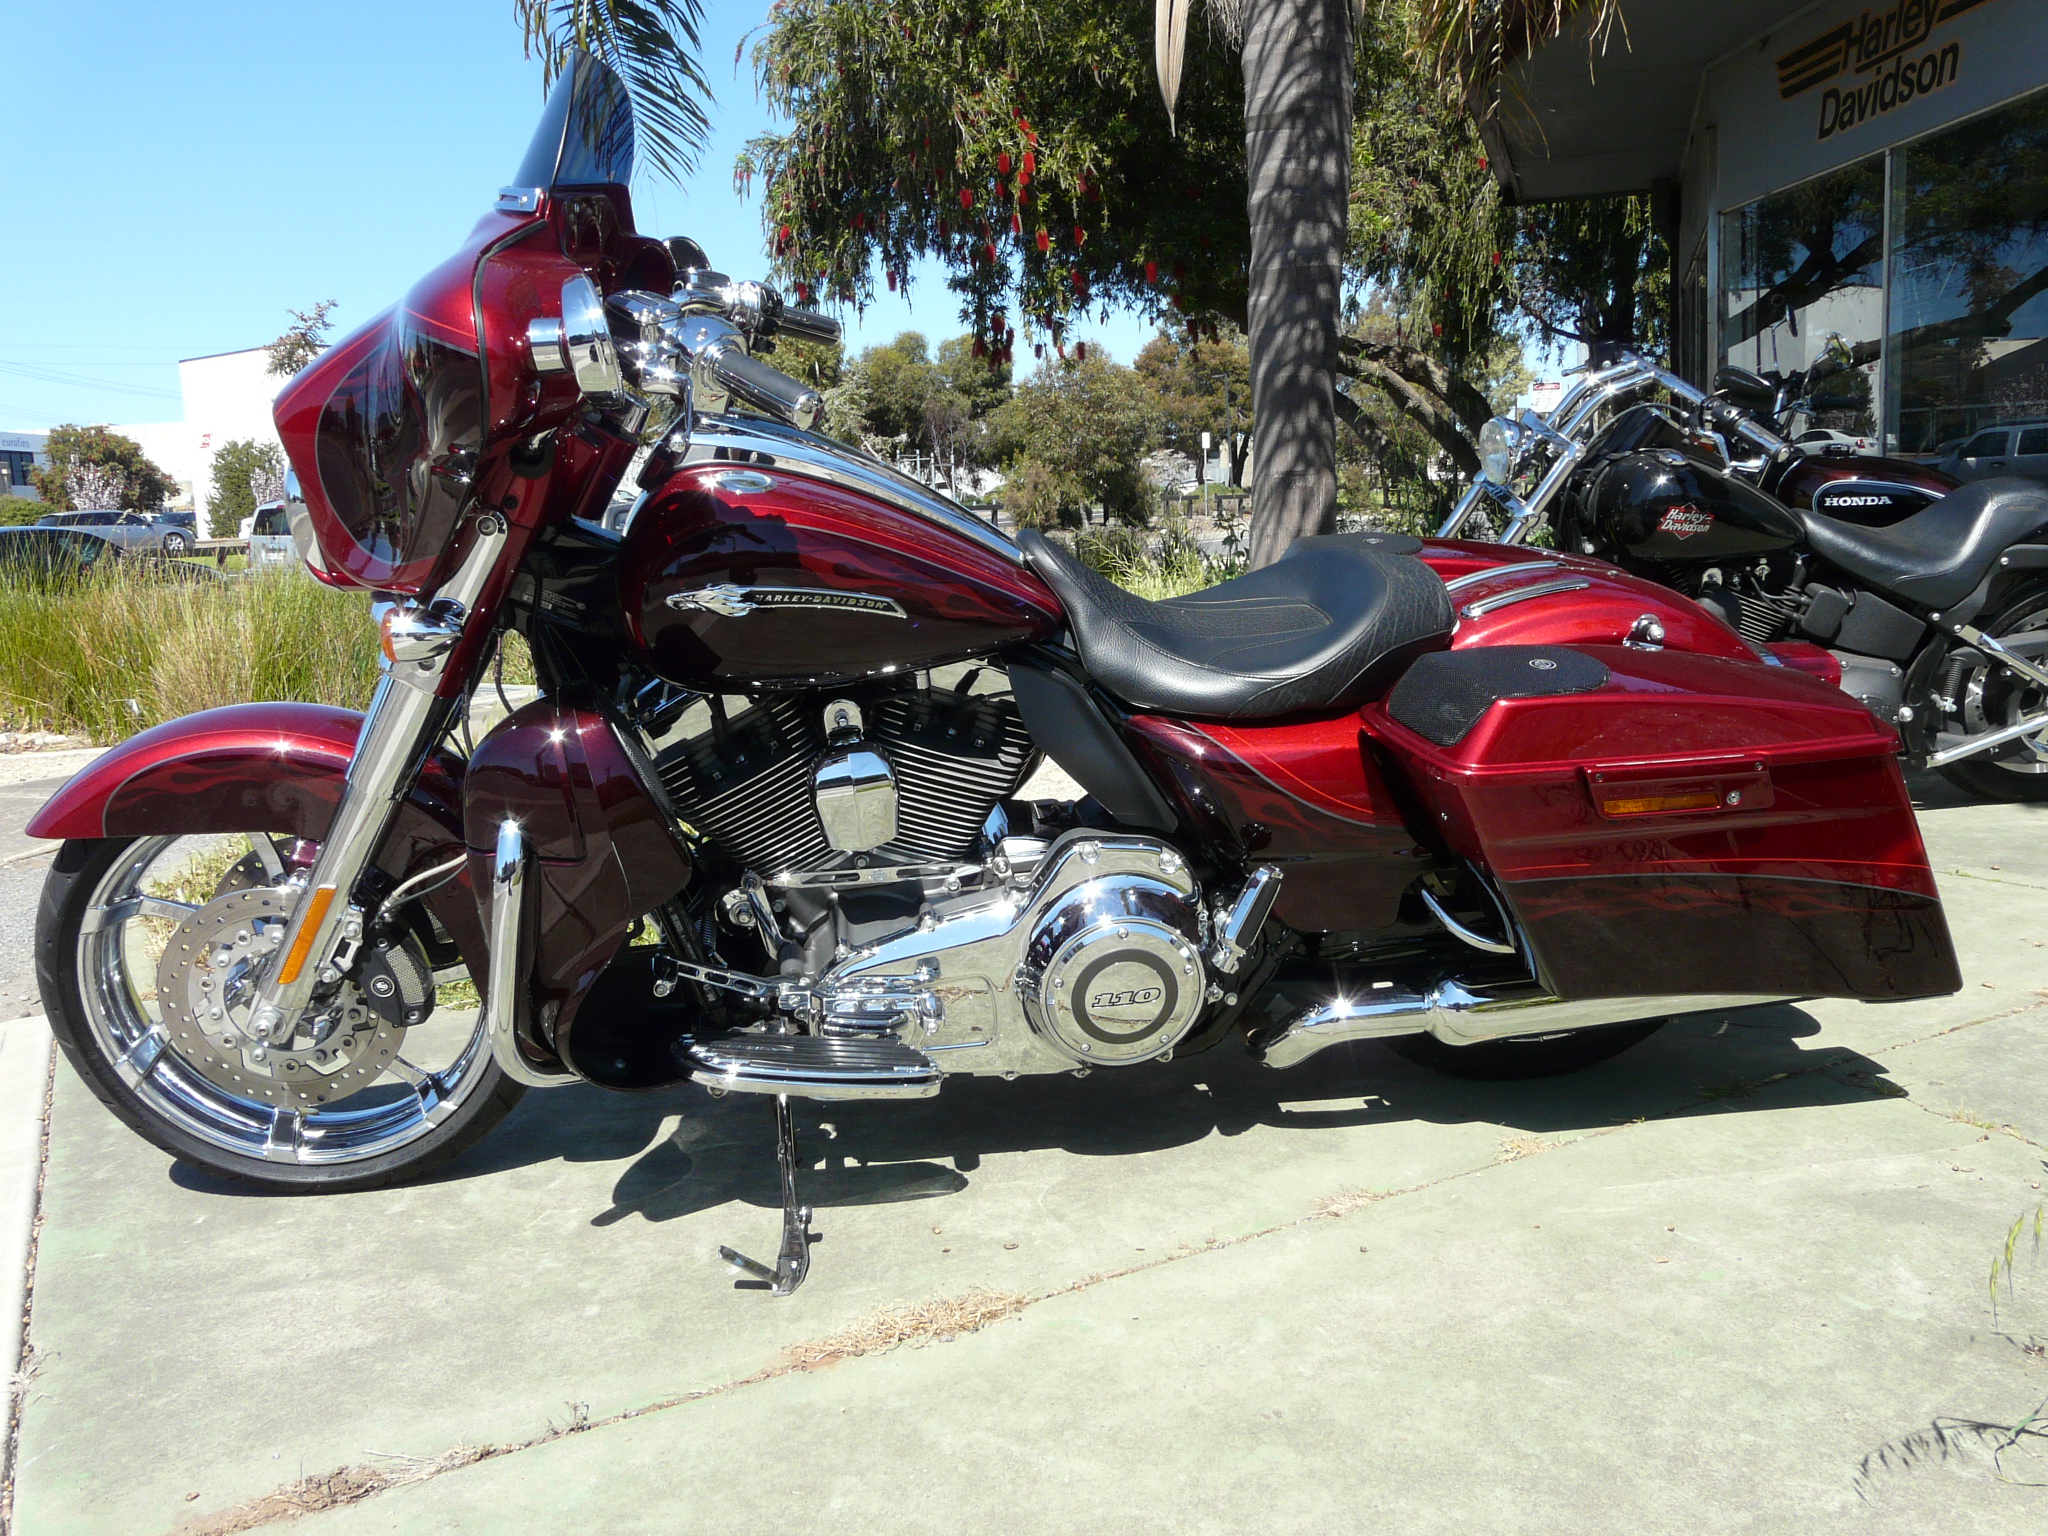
[1484,1,1807,201]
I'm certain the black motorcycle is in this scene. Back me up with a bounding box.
[1439,350,2048,802]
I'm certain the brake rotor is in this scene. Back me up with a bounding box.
[154,887,406,1109]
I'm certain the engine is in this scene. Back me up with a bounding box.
[638,663,1219,1079]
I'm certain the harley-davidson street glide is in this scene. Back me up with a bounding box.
[29,58,1961,1294]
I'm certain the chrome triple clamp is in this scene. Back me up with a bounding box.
[718,1092,814,1297]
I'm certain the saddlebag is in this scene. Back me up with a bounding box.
[1364,645,1960,1002]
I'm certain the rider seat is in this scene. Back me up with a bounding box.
[1801,477,2048,611]
[1018,529,1454,719]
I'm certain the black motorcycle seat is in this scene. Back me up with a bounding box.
[1018,529,1454,718]
[1801,477,2048,610]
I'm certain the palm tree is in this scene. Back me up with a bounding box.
[514,0,714,181]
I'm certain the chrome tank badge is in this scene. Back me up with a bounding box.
[665,585,908,619]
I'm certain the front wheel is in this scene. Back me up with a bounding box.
[36,833,522,1192]
[160,531,190,557]
[1933,582,2048,803]
[1383,1020,1665,1080]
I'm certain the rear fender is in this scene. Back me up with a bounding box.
[1419,540,1756,661]
[26,702,484,971]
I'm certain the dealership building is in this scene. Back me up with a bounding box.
[1479,0,2048,460]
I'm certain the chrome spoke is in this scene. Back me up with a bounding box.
[82,896,197,934]
[385,1057,455,1126]
[248,833,287,881]
[115,1027,169,1088]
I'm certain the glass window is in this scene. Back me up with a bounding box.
[1962,429,2010,456]
[1721,154,1886,440]
[1888,87,2048,456]
[2019,427,2048,454]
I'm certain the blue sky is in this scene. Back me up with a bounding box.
[0,0,1160,433]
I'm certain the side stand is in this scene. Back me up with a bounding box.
[718,1093,815,1296]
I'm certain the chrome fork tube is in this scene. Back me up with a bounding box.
[485,821,576,1087]
[249,516,509,1043]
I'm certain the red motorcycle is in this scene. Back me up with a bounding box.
[29,58,1959,1294]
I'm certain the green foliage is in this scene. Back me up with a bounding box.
[514,0,712,181]
[207,439,284,540]
[738,0,1249,355]
[0,566,380,743]
[995,353,1154,527]
[265,301,337,379]
[29,425,176,514]
[0,497,45,528]
[766,333,845,390]
[1133,326,1251,481]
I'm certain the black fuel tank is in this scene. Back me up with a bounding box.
[1590,450,1802,565]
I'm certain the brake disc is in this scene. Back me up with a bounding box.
[154,887,406,1109]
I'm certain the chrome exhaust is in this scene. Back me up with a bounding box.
[1251,979,1789,1071]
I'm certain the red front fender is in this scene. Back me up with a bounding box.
[28,703,482,966]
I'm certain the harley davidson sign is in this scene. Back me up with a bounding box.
[1657,506,1715,540]
[1775,0,1993,140]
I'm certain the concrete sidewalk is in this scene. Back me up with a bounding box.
[4,778,2046,1534]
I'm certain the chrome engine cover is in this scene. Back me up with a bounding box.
[813,830,1206,1077]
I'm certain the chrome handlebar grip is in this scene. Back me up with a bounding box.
[777,306,842,346]
[701,341,824,433]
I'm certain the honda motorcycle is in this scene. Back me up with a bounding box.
[1439,349,2048,802]
[30,59,1961,1295]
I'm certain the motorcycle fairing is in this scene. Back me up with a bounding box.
[25,703,486,972]
[461,696,692,1073]
[1361,645,1959,1002]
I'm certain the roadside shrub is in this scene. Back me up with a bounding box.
[0,566,381,742]
[0,496,45,528]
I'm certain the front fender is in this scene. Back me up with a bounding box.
[27,702,482,969]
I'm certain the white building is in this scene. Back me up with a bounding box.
[0,431,49,500]
[113,348,286,514]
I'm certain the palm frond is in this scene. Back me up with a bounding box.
[515,0,713,182]
[1414,0,1620,92]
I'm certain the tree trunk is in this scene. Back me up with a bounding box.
[1242,0,1354,569]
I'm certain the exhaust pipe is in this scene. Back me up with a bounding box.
[1251,979,1788,1071]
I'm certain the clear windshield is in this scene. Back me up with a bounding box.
[511,51,635,190]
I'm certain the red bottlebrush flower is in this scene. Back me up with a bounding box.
[972,337,987,357]
[887,270,897,290]
[1171,293,1185,311]
[778,223,792,244]
[1144,259,1158,285]
[853,212,865,231]
[1077,173,1090,197]
[1017,188,1028,206]
[960,187,974,210]
[1491,250,1501,266]
[1011,211,1022,235]
[796,282,812,305]
[1023,122,1038,146]
[1478,156,1489,171]
[985,241,998,264]
[998,152,1012,176]
[1073,226,1086,247]
[939,218,950,238]
[1036,228,1050,254]
[1072,270,1086,292]
[1074,342,1087,362]
[1023,150,1036,178]
[1035,343,1044,359]
[1432,322,1443,337]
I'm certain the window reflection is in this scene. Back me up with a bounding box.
[1888,87,2048,457]
[1720,155,1886,440]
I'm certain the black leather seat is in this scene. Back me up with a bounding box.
[1801,477,2048,610]
[1018,529,1454,718]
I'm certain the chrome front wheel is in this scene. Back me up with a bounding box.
[36,833,523,1192]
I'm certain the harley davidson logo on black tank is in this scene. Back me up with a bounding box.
[1657,505,1715,539]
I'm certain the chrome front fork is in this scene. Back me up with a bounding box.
[249,516,510,1043]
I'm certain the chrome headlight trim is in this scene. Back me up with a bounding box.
[1478,415,1523,485]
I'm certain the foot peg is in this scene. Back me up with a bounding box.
[681,1031,943,1100]
[718,1093,814,1297]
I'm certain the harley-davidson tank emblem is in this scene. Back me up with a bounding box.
[666,585,908,619]
[1657,505,1715,539]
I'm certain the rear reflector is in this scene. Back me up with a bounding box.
[1594,787,1722,817]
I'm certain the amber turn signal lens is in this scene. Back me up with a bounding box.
[276,885,338,984]
[378,609,399,665]
[1594,788,1722,817]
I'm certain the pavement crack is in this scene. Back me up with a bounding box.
[2,1040,54,1534]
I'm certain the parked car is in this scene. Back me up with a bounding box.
[1937,421,2048,482]
[247,501,297,568]
[0,526,118,585]
[1792,426,1879,456]
[34,508,192,556]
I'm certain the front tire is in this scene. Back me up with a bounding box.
[37,834,523,1193]
[1384,1020,1665,1080]
[160,531,190,557]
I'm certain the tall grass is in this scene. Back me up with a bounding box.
[0,567,382,743]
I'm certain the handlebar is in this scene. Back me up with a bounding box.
[777,307,842,346]
[700,341,824,433]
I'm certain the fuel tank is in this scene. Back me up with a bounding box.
[1767,451,1956,526]
[1588,449,1802,566]
[621,437,1062,690]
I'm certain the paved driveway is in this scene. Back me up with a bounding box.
[1,764,2045,1534]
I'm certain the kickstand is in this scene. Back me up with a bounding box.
[718,1094,815,1296]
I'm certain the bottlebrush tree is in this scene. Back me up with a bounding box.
[735,0,1252,366]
